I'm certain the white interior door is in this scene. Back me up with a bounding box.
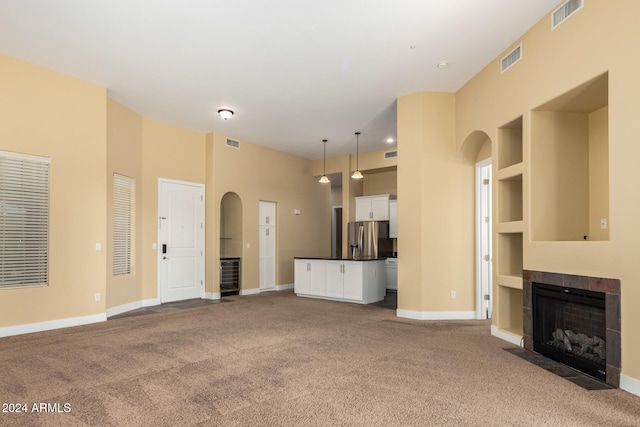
[259,201,276,291]
[476,159,493,319]
[158,179,204,302]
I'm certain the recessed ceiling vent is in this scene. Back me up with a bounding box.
[384,150,398,160]
[552,0,583,29]
[225,138,240,149]
[501,44,522,73]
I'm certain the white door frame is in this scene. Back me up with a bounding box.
[475,158,492,319]
[157,178,205,302]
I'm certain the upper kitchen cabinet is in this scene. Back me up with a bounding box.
[259,200,276,226]
[355,194,395,221]
[389,200,398,238]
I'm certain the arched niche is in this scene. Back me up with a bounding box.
[220,192,243,258]
[460,130,492,164]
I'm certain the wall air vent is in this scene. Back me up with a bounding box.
[225,138,240,149]
[552,0,583,30]
[500,44,522,74]
[384,150,398,160]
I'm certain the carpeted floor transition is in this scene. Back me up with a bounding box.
[1,290,639,426]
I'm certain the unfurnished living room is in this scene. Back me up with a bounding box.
[2,1,640,425]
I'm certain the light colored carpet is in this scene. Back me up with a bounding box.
[1,290,639,426]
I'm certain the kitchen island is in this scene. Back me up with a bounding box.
[294,257,386,304]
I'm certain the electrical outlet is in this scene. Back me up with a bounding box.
[451,291,457,299]
[600,218,608,230]
[94,293,101,302]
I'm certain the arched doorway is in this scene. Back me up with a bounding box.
[220,192,243,296]
[461,131,493,319]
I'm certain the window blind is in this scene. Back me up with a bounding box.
[113,173,135,276]
[0,151,50,289]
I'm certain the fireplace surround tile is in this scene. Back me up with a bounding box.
[522,270,621,388]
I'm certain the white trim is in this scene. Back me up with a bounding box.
[620,375,640,397]
[490,324,523,346]
[0,314,106,338]
[106,301,142,318]
[105,297,162,318]
[204,292,221,300]
[240,288,261,296]
[475,157,492,320]
[396,309,476,320]
[276,283,294,291]
[157,178,205,303]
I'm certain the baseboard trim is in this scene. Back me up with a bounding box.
[106,301,143,318]
[204,292,221,300]
[490,325,523,346]
[276,283,294,291]
[620,374,640,397]
[240,288,260,296]
[0,313,107,338]
[396,309,476,321]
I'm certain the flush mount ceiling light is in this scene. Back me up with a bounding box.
[386,138,395,143]
[319,139,330,184]
[217,109,234,120]
[351,132,363,179]
[437,61,449,69]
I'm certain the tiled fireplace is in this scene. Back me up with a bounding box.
[523,270,621,387]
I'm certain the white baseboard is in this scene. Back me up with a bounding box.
[490,325,523,346]
[0,313,107,338]
[106,301,143,318]
[240,288,260,296]
[204,292,221,300]
[621,374,640,397]
[396,309,476,321]
[276,283,294,291]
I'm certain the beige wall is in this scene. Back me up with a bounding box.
[207,132,332,292]
[140,118,206,300]
[455,1,640,382]
[106,99,143,308]
[0,55,107,327]
[397,92,476,314]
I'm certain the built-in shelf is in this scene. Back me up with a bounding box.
[497,286,523,336]
[531,72,609,242]
[496,221,524,233]
[498,117,523,170]
[498,175,523,223]
[496,275,523,290]
[497,232,523,278]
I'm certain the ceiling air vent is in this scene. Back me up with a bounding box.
[501,44,522,74]
[552,0,583,30]
[384,150,398,160]
[225,138,240,149]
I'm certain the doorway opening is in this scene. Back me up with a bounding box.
[220,192,243,296]
[476,158,492,319]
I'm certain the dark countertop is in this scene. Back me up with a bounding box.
[294,257,386,262]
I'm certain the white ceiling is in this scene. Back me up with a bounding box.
[0,0,560,160]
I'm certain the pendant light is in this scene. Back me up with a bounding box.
[351,132,363,179]
[319,139,330,183]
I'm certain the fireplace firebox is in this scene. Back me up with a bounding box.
[523,270,621,388]
[532,283,606,381]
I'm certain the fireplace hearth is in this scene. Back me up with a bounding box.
[523,271,620,387]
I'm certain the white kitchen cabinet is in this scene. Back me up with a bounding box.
[294,259,325,296]
[294,258,385,304]
[259,200,276,226]
[325,260,363,301]
[355,194,394,221]
[389,200,398,238]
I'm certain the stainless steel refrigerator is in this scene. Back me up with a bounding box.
[348,221,393,259]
